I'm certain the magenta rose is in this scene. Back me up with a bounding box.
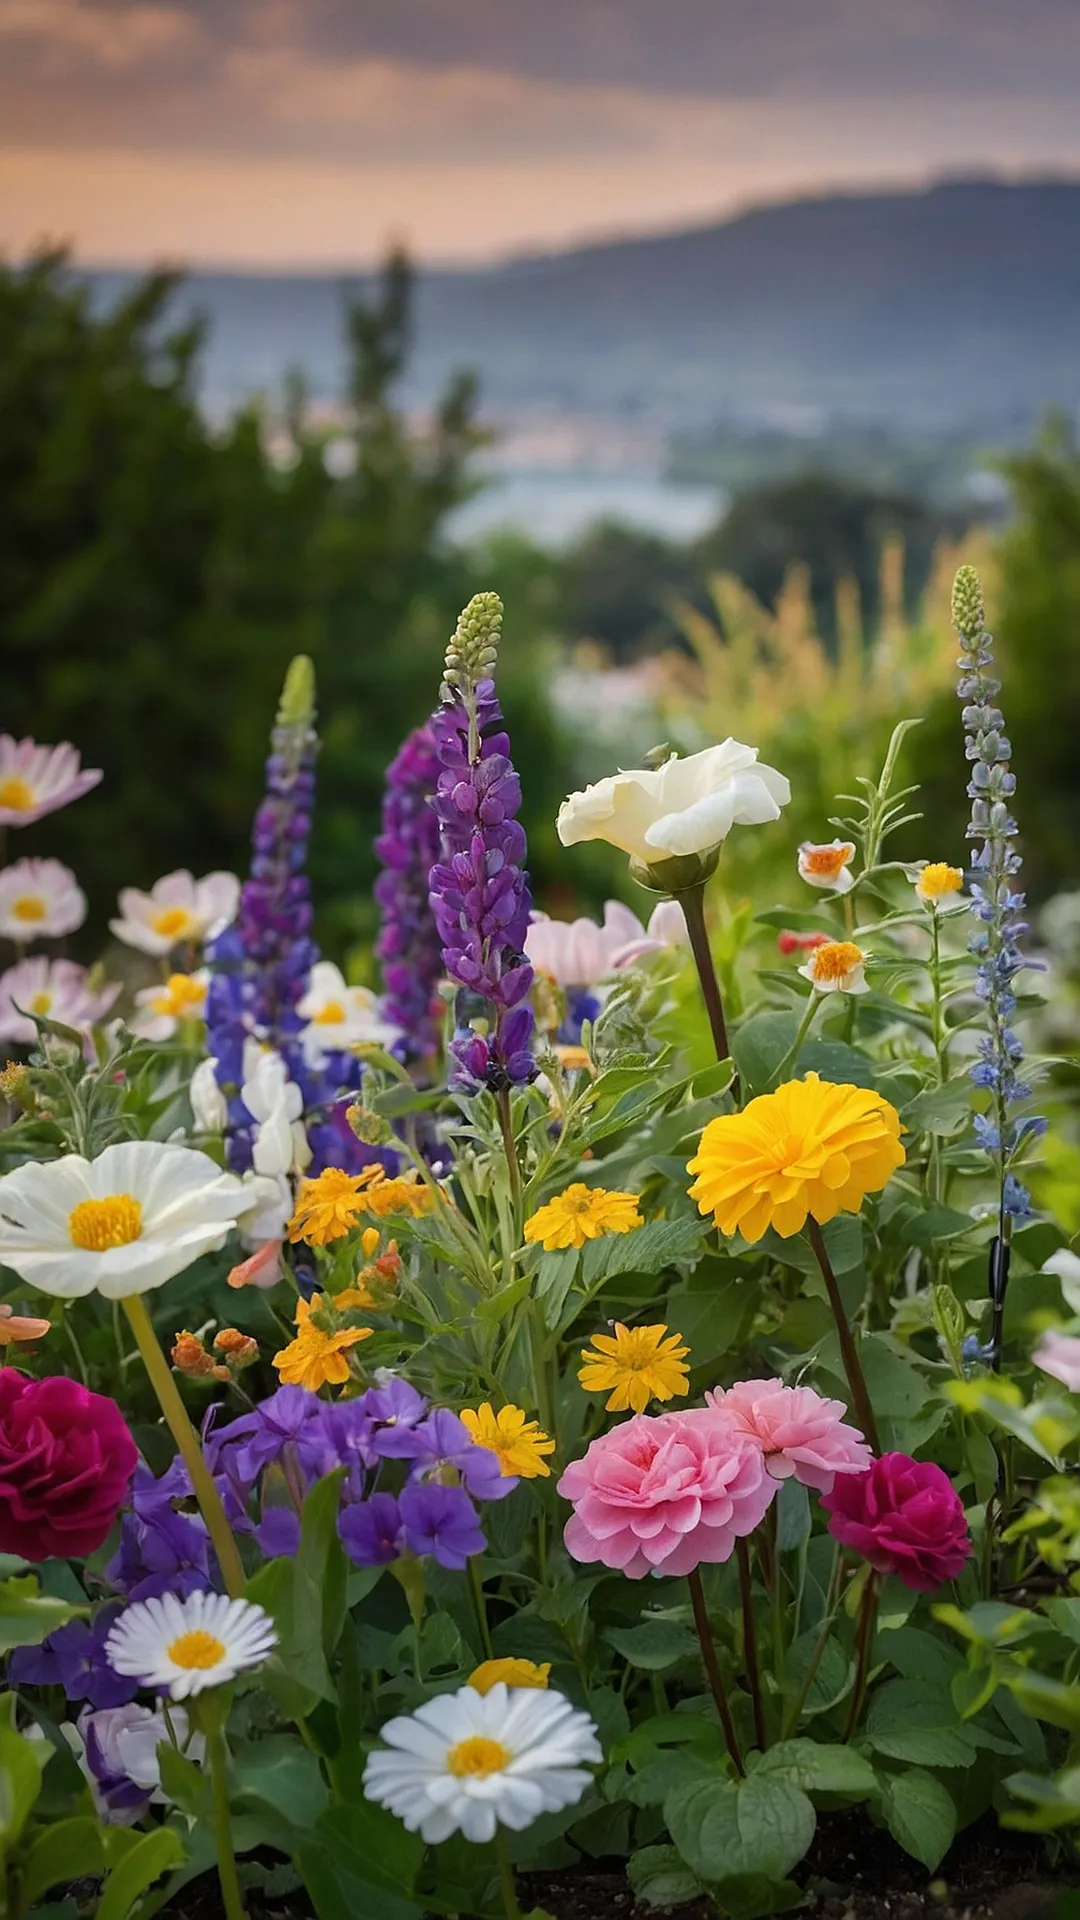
[821,1451,971,1592]
[0,1370,138,1561]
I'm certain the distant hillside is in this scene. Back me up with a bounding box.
[87,178,1080,432]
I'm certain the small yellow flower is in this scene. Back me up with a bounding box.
[149,973,208,1020]
[915,862,964,904]
[272,1293,372,1391]
[554,1045,594,1075]
[468,1658,551,1695]
[461,1403,556,1478]
[288,1167,378,1246]
[799,939,868,996]
[578,1322,691,1413]
[524,1183,643,1253]
[360,1174,437,1219]
[688,1071,905,1243]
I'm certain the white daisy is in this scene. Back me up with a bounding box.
[104,1592,277,1700]
[362,1681,602,1844]
[798,938,870,996]
[297,961,401,1068]
[110,870,240,957]
[130,970,209,1040]
[0,1138,249,1299]
[0,860,87,943]
[797,838,857,894]
[0,735,102,828]
[0,956,119,1044]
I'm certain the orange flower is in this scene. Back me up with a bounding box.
[0,1304,50,1346]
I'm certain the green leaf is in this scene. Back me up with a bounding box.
[0,1574,85,1651]
[710,1875,806,1919]
[785,1631,852,1717]
[580,1216,704,1286]
[879,1768,956,1870]
[625,1751,718,1809]
[732,1012,799,1095]
[1003,1669,1080,1734]
[0,1723,43,1847]
[903,1082,974,1137]
[314,1803,424,1901]
[605,1618,698,1671]
[231,1737,329,1827]
[1003,1768,1080,1834]
[251,1471,347,1716]
[665,1772,816,1884]
[755,1740,876,1798]
[20,1816,105,1905]
[96,1828,185,1920]
[865,1679,978,1768]
[627,1845,705,1909]
[799,1040,879,1090]
[155,1741,211,1820]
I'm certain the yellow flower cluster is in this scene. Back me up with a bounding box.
[524,1183,642,1253]
[272,1294,372,1391]
[288,1166,437,1247]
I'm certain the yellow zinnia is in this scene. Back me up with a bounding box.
[288,1167,377,1246]
[468,1658,551,1695]
[359,1174,437,1220]
[524,1183,643,1253]
[461,1403,556,1478]
[578,1322,690,1413]
[272,1294,372,1391]
[687,1071,905,1244]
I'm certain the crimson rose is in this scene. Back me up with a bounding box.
[0,1370,138,1560]
[822,1451,971,1592]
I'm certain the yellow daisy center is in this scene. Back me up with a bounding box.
[447,1736,511,1779]
[803,844,852,877]
[313,999,346,1024]
[68,1194,143,1251]
[810,940,863,983]
[151,906,195,939]
[11,895,47,923]
[167,1630,227,1670]
[152,973,208,1019]
[29,991,53,1015]
[0,777,35,812]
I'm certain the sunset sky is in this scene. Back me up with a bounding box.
[3,0,1080,267]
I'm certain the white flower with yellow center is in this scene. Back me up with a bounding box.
[0,735,102,827]
[798,838,856,894]
[362,1681,602,1844]
[798,939,869,996]
[0,1139,249,1299]
[0,957,119,1044]
[297,961,401,1068]
[0,860,87,943]
[110,870,240,958]
[104,1592,277,1700]
[130,971,209,1040]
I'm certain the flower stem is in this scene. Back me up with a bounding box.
[687,1568,744,1775]
[468,1552,495,1661]
[495,1087,523,1211]
[680,883,740,1102]
[806,1219,880,1453]
[496,1831,523,1920]
[843,1571,881,1739]
[207,1715,247,1920]
[736,1537,768,1751]
[122,1294,246,1600]
[773,994,819,1085]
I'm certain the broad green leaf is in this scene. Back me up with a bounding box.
[96,1828,185,1920]
[732,1012,799,1095]
[625,1751,718,1809]
[627,1844,705,1909]
[0,1724,44,1847]
[155,1742,211,1820]
[755,1740,876,1798]
[20,1817,104,1906]
[581,1216,704,1286]
[785,1631,853,1718]
[0,1574,85,1652]
[231,1737,329,1827]
[1003,1767,1080,1833]
[1003,1669,1080,1734]
[711,1874,806,1919]
[879,1768,956,1870]
[665,1772,816,1884]
[605,1618,698,1671]
[865,1679,977,1767]
[315,1802,424,1900]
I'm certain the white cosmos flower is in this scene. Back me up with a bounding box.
[556,741,790,866]
[130,970,209,1041]
[798,939,870,996]
[110,870,240,957]
[189,1057,228,1133]
[0,1139,249,1300]
[525,899,688,989]
[797,839,856,894]
[0,736,102,827]
[362,1681,602,1844]
[297,961,401,1068]
[0,956,119,1044]
[0,860,87,943]
[104,1591,277,1700]
[241,1051,309,1177]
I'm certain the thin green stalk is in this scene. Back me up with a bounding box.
[782,1549,843,1738]
[122,1294,246,1599]
[497,1831,523,1920]
[843,1572,881,1739]
[687,1568,744,1775]
[807,1220,880,1453]
[679,882,740,1102]
[62,1309,90,1387]
[207,1718,246,1920]
[736,1538,767,1751]
[496,1088,523,1213]
[468,1553,495,1662]
[773,994,819,1085]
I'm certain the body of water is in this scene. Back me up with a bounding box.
[446,470,727,548]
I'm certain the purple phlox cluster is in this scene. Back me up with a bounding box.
[8,1601,137,1709]
[374,723,445,1065]
[105,1459,212,1602]
[203,657,370,1176]
[429,671,537,1094]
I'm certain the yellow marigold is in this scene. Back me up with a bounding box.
[460,1403,556,1479]
[360,1174,437,1220]
[524,1183,643,1253]
[578,1322,690,1413]
[288,1167,378,1246]
[468,1658,551,1695]
[687,1071,905,1244]
[915,862,965,904]
[273,1293,372,1391]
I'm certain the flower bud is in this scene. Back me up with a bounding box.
[213,1327,259,1369]
[0,1061,34,1109]
[345,1101,394,1146]
[171,1330,215,1377]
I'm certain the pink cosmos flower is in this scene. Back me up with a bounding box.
[110,870,240,957]
[0,860,87,943]
[557,1408,776,1579]
[1033,1330,1080,1393]
[0,737,103,827]
[525,899,686,989]
[0,957,120,1044]
[822,1453,971,1592]
[705,1378,872,1493]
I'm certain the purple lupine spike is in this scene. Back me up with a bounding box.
[374,723,444,1065]
[427,595,536,1094]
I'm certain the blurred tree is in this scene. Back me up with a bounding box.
[558,520,697,660]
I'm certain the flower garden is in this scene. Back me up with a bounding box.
[0,563,1078,1920]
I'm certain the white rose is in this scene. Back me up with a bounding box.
[556,742,790,866]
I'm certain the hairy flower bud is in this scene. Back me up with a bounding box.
[345,1101,395,1146]
[171,1330,215,1378]
[441,591,504,703]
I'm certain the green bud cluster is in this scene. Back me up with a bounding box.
[277,654,317,730]
[950,564,984,643]
[441,592,503,702]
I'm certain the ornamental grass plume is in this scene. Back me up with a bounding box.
[374,723,444,1065]
[428,593,537,1094]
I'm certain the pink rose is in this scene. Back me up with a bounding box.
[557,1409,776,1579]
[705,1378,872,1493]
[0,1371,138,1561]
[821,1452,971,1592]
[1033,1330,1080,1393]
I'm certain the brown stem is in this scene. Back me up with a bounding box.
[687,1568,744,1775]
[736,1537,767,1752]
[843,1571,881,1739]
[679,883,740,1103]
[495,1087,523,1211]
[807,1217,881,1453]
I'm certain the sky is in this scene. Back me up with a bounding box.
[3,0,1080,267]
